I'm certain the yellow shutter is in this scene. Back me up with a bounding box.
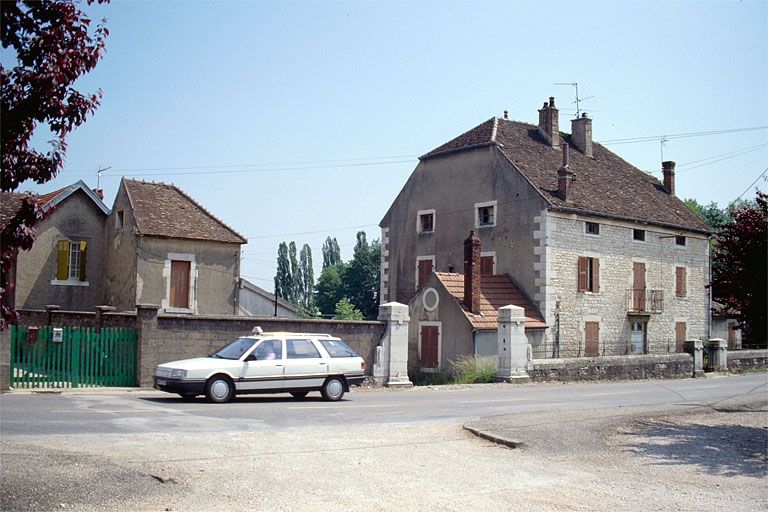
[56,240,70,280]
[79,241,87,281]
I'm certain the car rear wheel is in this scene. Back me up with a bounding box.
[205,375,234,403]
[290,391,308,399]
[321,377,345,401]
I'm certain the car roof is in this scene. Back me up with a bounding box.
[245,332,336,339]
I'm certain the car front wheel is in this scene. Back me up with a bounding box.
[321,377,345,401]
[205,375,234,403]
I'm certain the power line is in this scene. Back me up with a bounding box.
[599,126,767,145]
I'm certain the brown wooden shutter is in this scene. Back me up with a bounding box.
[480,256,494,276]
[675,267,687,297]
[675,322,686,352]
[78,241,87,281]
[578,257,587,291]
[633,262,646,310]
[420,325,439,368]
[584,321,599,357]
[170,260,191,308]
[418,259,433,287]
[592,258,600,292]
[56,240,69,280]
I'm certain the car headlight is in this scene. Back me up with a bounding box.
[171,369,187,378]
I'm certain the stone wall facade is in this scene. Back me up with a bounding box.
[531,354,694,382]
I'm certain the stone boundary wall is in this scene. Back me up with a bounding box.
[728,350,768,373]
[530,353,694,382]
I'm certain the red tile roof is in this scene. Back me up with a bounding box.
[123,179,246,244]
[435,272,547,330]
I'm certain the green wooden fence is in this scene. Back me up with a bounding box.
[10,325,138,388]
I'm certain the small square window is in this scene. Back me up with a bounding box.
[633,229,645,242]
[420,213,433,232]
[479,206,494,225]
[675,235,686,246]
[585,222,600,235]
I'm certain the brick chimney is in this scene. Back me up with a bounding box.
[463,231,481,314]
[92,189,104,199]
[571,112,593,157]
[558,144,576,202]
[662,160,676,195]
[537,97,560,149]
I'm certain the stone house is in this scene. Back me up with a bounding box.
[105,178,247,314]
[1,181,110,312]
[380,97,713,376]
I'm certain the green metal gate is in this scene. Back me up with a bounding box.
[10,325,138,388]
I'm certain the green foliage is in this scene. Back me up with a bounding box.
[298,244,314,310]
[413,356,498,386]
[684,199,731,229]
[315,263,347,317]
[332,297,364,321]
[345,231,381,320]
[322,237,341,269]
[449,355,498,384]
[275,241,315,311]
[275,242,292,302]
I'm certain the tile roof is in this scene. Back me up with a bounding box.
[123,179,247,244]
[435,272,547,330]
[422,117,712,233]
[0,192,27,231]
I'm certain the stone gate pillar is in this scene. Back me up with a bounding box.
[136,304,160,387]
[683,339,704,377]
[707,338,728,372]
[494,305,532,383]
[373,302,412,388]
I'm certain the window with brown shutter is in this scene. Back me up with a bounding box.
[420,324,439,368]
[417,259,433,288]
[675,266,687,297]
[170,260,191,309]
[675,322,686,352]
[480,255,494,276]
[578,256,599,292]
[584,321,599,357]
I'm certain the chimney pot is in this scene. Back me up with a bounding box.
[538,96,560,149]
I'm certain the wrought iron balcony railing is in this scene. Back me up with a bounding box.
[625,288,664,314]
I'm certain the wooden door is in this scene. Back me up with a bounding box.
[170,260,190,309]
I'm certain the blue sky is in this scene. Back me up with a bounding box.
[10,0,768,290]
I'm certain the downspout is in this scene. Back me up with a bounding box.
[472,328,478,361]
[707,234,713,340]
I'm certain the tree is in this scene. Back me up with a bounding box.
[298,243,314,312]
[684,199,731,229]
[1,0,109,327]
[344,231,381,320]
[275,242,292,302]
[322,236,341,269]
[315,262,347,317]
[332,297,363,321]
[710,190,767,346]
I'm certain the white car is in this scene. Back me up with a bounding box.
[153,331,366,403]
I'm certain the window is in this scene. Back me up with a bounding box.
[116,210,125,229]
[475,201,497,228]
[480,254,495,276]
[675,266,687,297]
[55,240,87,282]
[417,209,435,233]
[633,229,645,242]
[419,323,440,369]
[416,257,434,289]
[578,256,600,292]
[170,260,191,309]
[675,235,686,246]
[584,321,599,357]
[287,339,321,359]
[675,322,687,352]
[585,222,600,235]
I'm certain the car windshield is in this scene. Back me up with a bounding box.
[319,339,359,358]
[211,337,257,360]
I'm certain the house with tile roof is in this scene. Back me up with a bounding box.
[380,97,713,377]
[1,180,111,312]
[105,178,247,315]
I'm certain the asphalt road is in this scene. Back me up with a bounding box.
[1,373,767,511]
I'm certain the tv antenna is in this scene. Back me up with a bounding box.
[97,166,111,189]
[554,82,594,118]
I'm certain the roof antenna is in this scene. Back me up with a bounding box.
[97,166,111,189]
[554,82,594,118]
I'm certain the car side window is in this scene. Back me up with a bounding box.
[286,339,321,359]
[252,339,282,361]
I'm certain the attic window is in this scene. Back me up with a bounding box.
[116,210,125,229]
[585,222,600,236]
[675,235,686,246]
[475,201,497,228]
[633,229,646,242]
[417,209,435,233]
